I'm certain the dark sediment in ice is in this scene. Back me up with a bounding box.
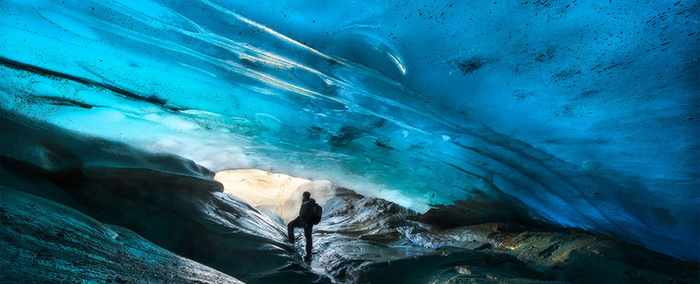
[410,189,537,229]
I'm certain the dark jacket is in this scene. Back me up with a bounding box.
[299,198,316,222]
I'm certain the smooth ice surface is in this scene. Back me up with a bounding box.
[0,186,246,284]
[0,0,698,260]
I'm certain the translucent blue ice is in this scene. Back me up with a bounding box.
[0,0,697,260]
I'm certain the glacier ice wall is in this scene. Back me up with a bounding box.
[0,0,698,260]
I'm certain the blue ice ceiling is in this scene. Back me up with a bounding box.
[0,0,698,260]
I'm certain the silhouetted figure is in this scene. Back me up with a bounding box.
[287,191,320,261]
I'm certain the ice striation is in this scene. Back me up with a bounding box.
[0,0,698,276]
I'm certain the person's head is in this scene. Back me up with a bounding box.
[302,191,311,201]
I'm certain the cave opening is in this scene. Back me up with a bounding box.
[214,169,336,223]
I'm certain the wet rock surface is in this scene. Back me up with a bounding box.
[300,190,699,283]
[301,189,434,280]
[489,225,700,284]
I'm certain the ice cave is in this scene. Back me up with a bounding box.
[1,0,698,283]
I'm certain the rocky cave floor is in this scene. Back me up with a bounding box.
[1,168,698,284]
[293,189,699,283]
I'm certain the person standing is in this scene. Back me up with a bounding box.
[287,191,317,261]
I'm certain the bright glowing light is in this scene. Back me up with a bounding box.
[215,169,334,222]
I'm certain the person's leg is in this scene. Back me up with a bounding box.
[303,223,313,259]
[287,218,302,243]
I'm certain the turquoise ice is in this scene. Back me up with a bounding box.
[0,0,697,261]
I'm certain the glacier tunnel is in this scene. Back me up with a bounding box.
[1,0,698,283]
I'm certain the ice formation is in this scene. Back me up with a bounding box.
[1,0,698,265]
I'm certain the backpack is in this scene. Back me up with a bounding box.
[310,203,323,225]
